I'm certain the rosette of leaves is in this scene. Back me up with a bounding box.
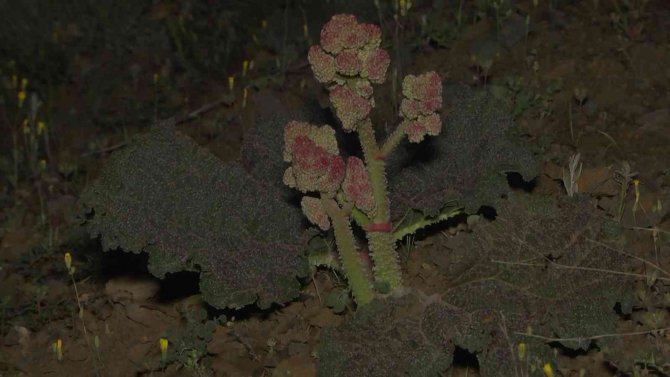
[318,194,634,376]
[76,121,308,309]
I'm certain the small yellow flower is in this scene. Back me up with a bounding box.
[53,338,63,361]
[20,77,28,90]
[228,75,235,91]
[543,363,554,377]
[17,90,26,108]
[21,119,30,134]
[159,337,168,363]
[37,121,46,135]
[261,19,267,29]
[633,178,641,212]
[517,342,526,360]
[242,60,249,78]
[64,252,73,274]
[398,0,412,16]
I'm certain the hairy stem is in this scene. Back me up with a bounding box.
[321,196,374,305]
[357,121,403,289]
[380,120,410,157]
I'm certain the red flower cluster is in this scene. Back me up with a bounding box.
[329,85,372,131]
[319,14,380,54]
[307,14,391,132]
[399,71,443,143]
[342,156,375,214]
[283,121,345,193]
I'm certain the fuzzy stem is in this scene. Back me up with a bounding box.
[356,122,403,289]
[337,191,371,228]
[380,120,410,157]
[356,120,380,162]
[321,196,374,305]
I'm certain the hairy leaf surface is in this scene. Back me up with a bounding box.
[389,85,537,217]
[438,193,632,374]
[77,123,308,309]
[318,194,633,376]
[317,291,455,377]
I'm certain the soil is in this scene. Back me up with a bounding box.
[1,1,669,376]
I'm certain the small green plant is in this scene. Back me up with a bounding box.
[562,152,582,197]
[282,14,443,305]
[63,251,103,376]
[489,75,562,119]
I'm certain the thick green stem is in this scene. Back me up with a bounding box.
[356,122,403,289]
[356,120,379,162]
[321,196,374,305]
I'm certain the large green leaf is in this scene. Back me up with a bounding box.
[318,194,633,376]
[77,122,308,309]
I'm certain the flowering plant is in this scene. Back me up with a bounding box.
[283,14,443,305]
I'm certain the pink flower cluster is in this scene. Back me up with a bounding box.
[399,71,443,143]
[283,121,345,194]
[342,156,375,214]
[307,14,391,132]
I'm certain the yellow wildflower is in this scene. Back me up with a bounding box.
[17,90,26,108]
[64,251,72,274]
[159,337,168,363]
[53,338,63,361]
[37,121,46,135]
[517,342,526,360]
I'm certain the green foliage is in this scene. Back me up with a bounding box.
[317,290,453,377]
[76,122,309,309]
[317,194,633,376]
[389,85,537,217]
[440,193,632,373]
[489,75,563,119]
[324,288,350,314]
[162,305,220,370]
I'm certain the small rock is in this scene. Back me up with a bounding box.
[309,307,342,328]
[105,276,160,303]
[3,325,30,347]
[124,303,164,326]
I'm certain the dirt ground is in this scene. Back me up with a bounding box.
[1,1,669,376]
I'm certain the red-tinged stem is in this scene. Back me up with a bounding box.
[363,221,392,232]
[356,121,403,290]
